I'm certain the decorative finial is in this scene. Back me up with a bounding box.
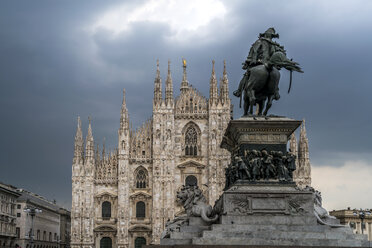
[168,59,171,73]
[156,59,160,77]
[122,88,126,104]
[223,60,226,75]
[212,60,215,73]
[182,58,187,67]
[88,116,91,125]
[302,119,306,129]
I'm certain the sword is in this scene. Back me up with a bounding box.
[288,69,293,94]
[239,92,242,108]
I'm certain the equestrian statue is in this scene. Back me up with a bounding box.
[233,28,303,116]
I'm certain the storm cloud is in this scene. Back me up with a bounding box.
[0,0,371,209]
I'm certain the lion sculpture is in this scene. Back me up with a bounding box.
[161,185,218,239]
[177,185,219,223]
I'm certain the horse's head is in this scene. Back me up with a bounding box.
[269,51,303,73]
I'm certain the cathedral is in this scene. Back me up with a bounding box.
[70,59,311,248]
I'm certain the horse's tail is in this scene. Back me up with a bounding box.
[288,69,293,94]
[239,93,242,108]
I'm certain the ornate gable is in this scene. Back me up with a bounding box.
[130,119,153,161]
[175,87,208,119]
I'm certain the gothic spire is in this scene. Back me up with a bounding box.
[85,116,94,161]
[153,59,162,105]
[95,143,100,165]
[120,89,129,130]
[180,58,189,93]
[165,59,174,105]
[209,60,218,105]
[298,119,311,186]
[102,137,106,161]
[75,116,83,144]
[289,132,298,156]
[73,116,84,164]
[298,120,309,157]
[219,60,229,105]
[298,121,308,160]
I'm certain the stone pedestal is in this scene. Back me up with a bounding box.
[157,116,370,247]
[221,116,301,157]
[189,183,369,247]
[221,183,314,223]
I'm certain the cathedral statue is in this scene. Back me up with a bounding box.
[233,28,304,116]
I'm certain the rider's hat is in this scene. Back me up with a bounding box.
[260,27,279,39]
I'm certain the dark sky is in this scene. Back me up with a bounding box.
[1,0,371,209]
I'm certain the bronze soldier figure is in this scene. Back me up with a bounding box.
[234,28,284,100]
[233,28,303,116]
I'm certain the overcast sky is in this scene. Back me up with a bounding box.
[0,0,371,210]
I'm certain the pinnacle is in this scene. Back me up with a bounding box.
[156,59,160,78]
[122,88,126,105]
[87,116,93,140]
[168,59,171,75]
[75,116,83,140]
[223,60,226,74]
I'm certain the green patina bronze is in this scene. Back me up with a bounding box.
[234,28,303,116]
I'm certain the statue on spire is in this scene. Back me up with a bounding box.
[233,28,303,116]
[180,58,189,93]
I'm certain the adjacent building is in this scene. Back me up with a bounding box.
[330,208,372,241]
[71,59,312,248]
[0,183,20,248]
[1,182,71,248]
[14,189,71,248]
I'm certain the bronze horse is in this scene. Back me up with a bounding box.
[241,51,303,116]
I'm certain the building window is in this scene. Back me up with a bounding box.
[37,230,40,240]
[102,201,111,219]
[54,233,57,241]
[100,237,112,248]
[185,126,198,156]
[16,227,20,238]
[17,204,21,209]
[136,201,145,218]
[49,232,52,241]
[17,213,21,217]
[185,175,198,186]
[135,237,146,248]
[43,231,46,241]
[135,169,148,188]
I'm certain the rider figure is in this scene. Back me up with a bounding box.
[233,27,285,100]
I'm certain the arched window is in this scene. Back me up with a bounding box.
[49,232,52,241]
[100,237,112,248]
[135,237,146,248]
[135,168,147,189]
[185,126,198,156]
[136,201,145,218]
[102,201,111,219]
[185,175,197,186]
[37,230,40,240]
